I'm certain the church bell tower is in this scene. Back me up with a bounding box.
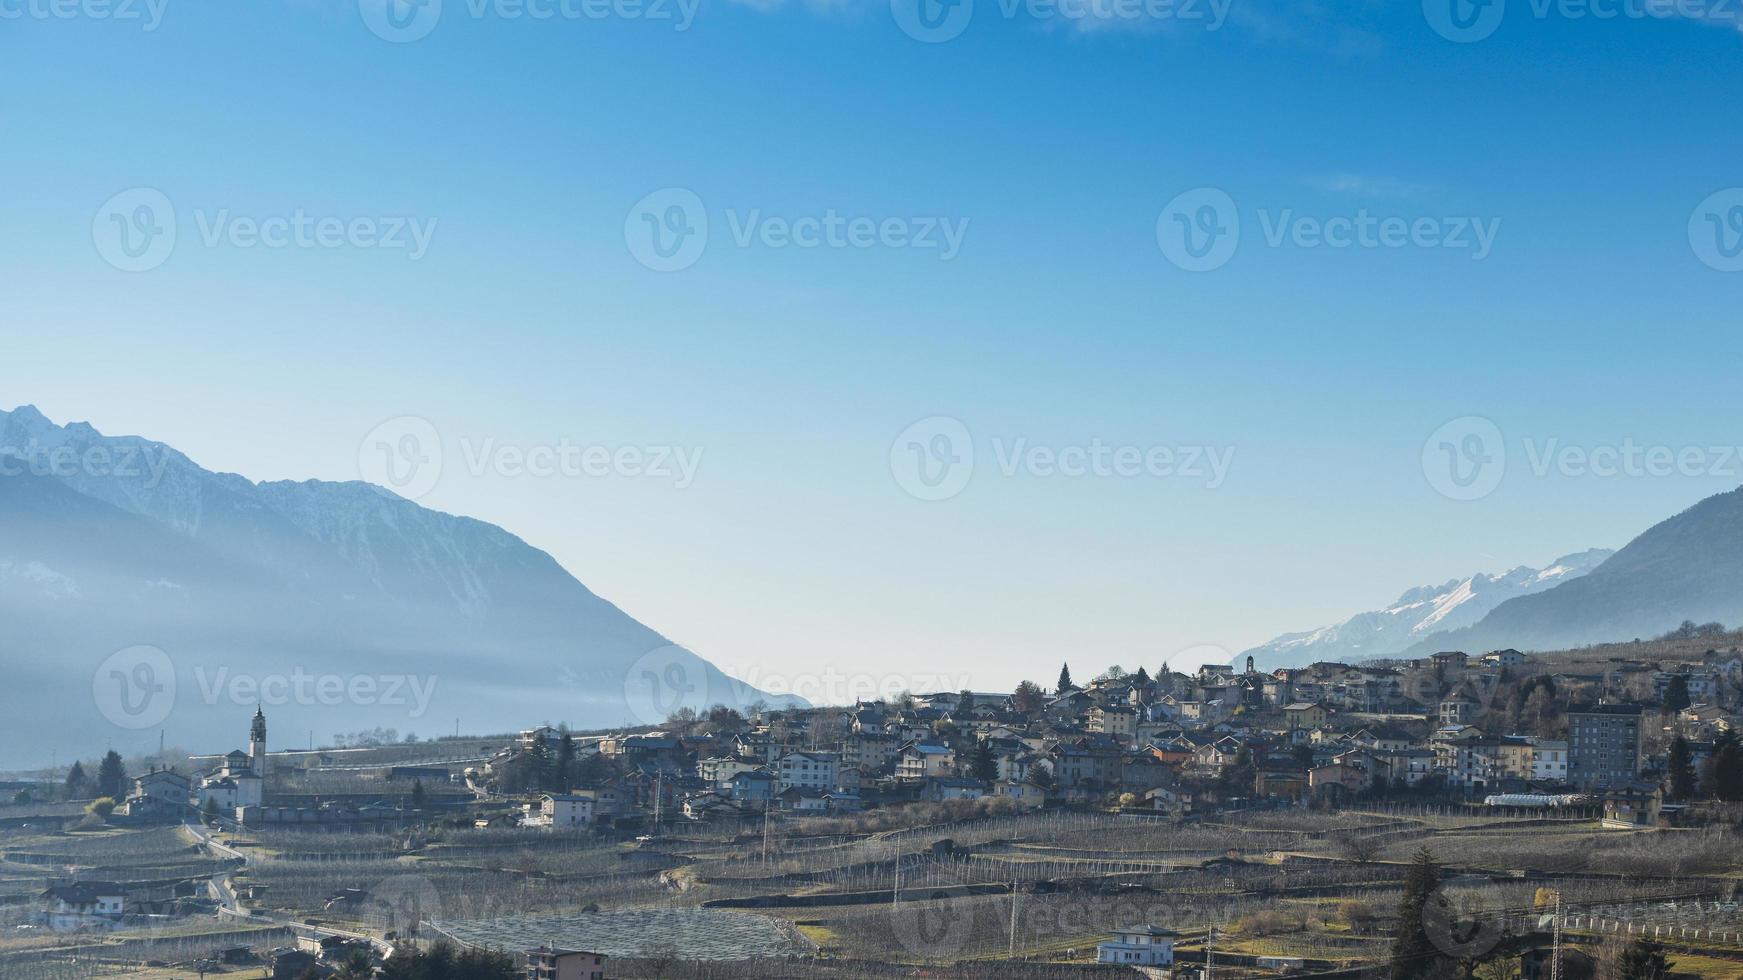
[249,705,268,777]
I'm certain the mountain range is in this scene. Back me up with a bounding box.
[1242,549,1614,669]
[8,402,1743,768]
[1397,486,1743,657]
[0,405,797,768]
[1246,484,1743,669]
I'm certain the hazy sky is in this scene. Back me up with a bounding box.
[4,0,1743,700]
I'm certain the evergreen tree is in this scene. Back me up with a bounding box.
[1663,675,1691,712]
[1056,663,1073,694]
[1390,847,1452,980]
[1616,940,1672,980]
[1132,666,1151,688]
[96,750,127,800]
[527,738,555,792]
[1668,736,1697,801]
[64,761,90,800]
[556,733,577,789]
[1155,669,1175,695]
[410,779,428,809]
[970,741,999,783]
[203,796,220,824]
[576,751,616,787]
[1709,731,1743,802]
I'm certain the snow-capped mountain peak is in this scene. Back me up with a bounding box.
[1242,549,1614,669]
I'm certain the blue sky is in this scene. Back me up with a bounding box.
[3,0,1742,698]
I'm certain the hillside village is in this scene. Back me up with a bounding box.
[491,632,1743,834]
[11,629,1743,980]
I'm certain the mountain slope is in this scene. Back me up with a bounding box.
[1403,486,1743,656]
[0,405,797,767]
[1243,549,1613,669]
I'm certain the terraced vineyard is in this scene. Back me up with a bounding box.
[431,907,814,960]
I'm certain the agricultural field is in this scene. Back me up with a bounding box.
[6,804,1743,977]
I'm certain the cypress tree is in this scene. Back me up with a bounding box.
[1390,847,1451,980]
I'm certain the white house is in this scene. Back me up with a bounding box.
[526,946,607,980]
[1097,925,1176,966]
[776,751,839,793]
[526,794,594,829]
[897,743,955,780]
[1529,738,1569,781]
[697,756,763,789]
[41,882,124,931]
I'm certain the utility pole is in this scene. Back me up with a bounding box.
[892,840,902,909]
[1205,924,1214,980]
[1007,872,1019,958]
[761,801,771,866]
[1551,889,1563,980]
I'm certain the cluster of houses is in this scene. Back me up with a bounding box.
[505,649,1743,830]
[112,708,449,831]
